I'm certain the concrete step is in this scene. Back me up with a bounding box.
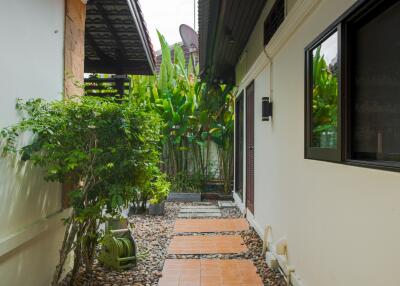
[218,201,236,208]
[181,206,219,209]
[180,209,221,213]
[178,213,222,218]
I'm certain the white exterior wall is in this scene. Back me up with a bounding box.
[0,1,69,285]
[235,0,400,285]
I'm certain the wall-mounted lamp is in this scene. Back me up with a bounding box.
[262,97,273,121]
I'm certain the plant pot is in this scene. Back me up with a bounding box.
[167,192,201,202]
[148,201,165,215]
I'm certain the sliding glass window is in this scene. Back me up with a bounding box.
[305,29,341,162]
[305,0,400,171]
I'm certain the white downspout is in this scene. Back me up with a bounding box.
[263,48,273,113]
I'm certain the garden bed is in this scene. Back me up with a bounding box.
[167,192,201,202]
[60,202,284,286]
[201,191,233,201]
[167,191,233,202]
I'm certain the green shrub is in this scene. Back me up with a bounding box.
[1,95,164,284]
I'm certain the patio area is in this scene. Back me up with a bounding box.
[2,1,400,285]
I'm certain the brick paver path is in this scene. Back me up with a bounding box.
[168,235,247,255]
[158,259,263,286]
[173,218,249,233]
[160,206,263,286]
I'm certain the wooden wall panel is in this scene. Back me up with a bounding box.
[64,0,86,98]
[62,0,86,208]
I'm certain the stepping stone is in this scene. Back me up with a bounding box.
[178,212,222,218]
[178,205,222,218]
[180,208,219,212]
[158,259,263,286]
[168,235,247,254]
[181,206,219,210]
[173,218,249,233]
[218,200,236,208]
[192,202,214,206]
[180,208,220,213]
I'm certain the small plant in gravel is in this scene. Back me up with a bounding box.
[1,96,164,285]
[149,172,171,204]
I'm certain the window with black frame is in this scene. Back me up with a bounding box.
[305,29,341,162]
[349,1,400,167]
[305,0,400,171]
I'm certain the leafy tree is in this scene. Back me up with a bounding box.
[1,96,164,285]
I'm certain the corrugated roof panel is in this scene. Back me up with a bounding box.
[85,0,155,75]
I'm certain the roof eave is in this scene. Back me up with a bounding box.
[126,0,156,74]
[198,0,267,84]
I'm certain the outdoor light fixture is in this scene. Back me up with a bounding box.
[262,97,273,121]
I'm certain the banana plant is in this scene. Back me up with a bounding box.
[128,31,236,193]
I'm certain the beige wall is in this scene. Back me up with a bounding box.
[236,0,275,84]
[236,0,298,84]
[0,223,68,286]
[0,0,84,285]
[235,0,400,285]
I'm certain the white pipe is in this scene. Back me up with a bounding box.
[263,48,274,120]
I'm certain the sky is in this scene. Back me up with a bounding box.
[139,0,198,51]
[319,32,337,65]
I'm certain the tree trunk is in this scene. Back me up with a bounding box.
[52,219,78,286]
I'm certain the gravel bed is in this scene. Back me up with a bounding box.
[220,206,242,218]
[60,201,285,286]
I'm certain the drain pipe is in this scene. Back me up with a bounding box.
[263,48,274,119]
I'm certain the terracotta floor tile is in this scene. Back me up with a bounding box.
[168,235,247,254]
[159,259,263,286]
[173,219,249,233]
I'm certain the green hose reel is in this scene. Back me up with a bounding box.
[99,228,137,270]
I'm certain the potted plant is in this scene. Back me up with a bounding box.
[149,173,170,215]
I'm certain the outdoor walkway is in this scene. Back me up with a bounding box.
[178,205,222,218]
[174,218,249,233]
[159,259,263,286]
[168,235,247,254]
[159,216,264,286]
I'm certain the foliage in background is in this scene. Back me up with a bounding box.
[312,46,338,148]
[0,96,165,285]
[128,31,235,193]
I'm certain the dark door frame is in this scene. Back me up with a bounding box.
[235,91,244,200]
[245,81,255,214]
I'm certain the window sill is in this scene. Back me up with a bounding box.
[305,157,400,173]
[346,160,400,173]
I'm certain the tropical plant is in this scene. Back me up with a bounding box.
[147,31,236,193]
[312,46,338,147]
[0,95,164,285]
[149,172,170,204]
[170,169,216,193]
